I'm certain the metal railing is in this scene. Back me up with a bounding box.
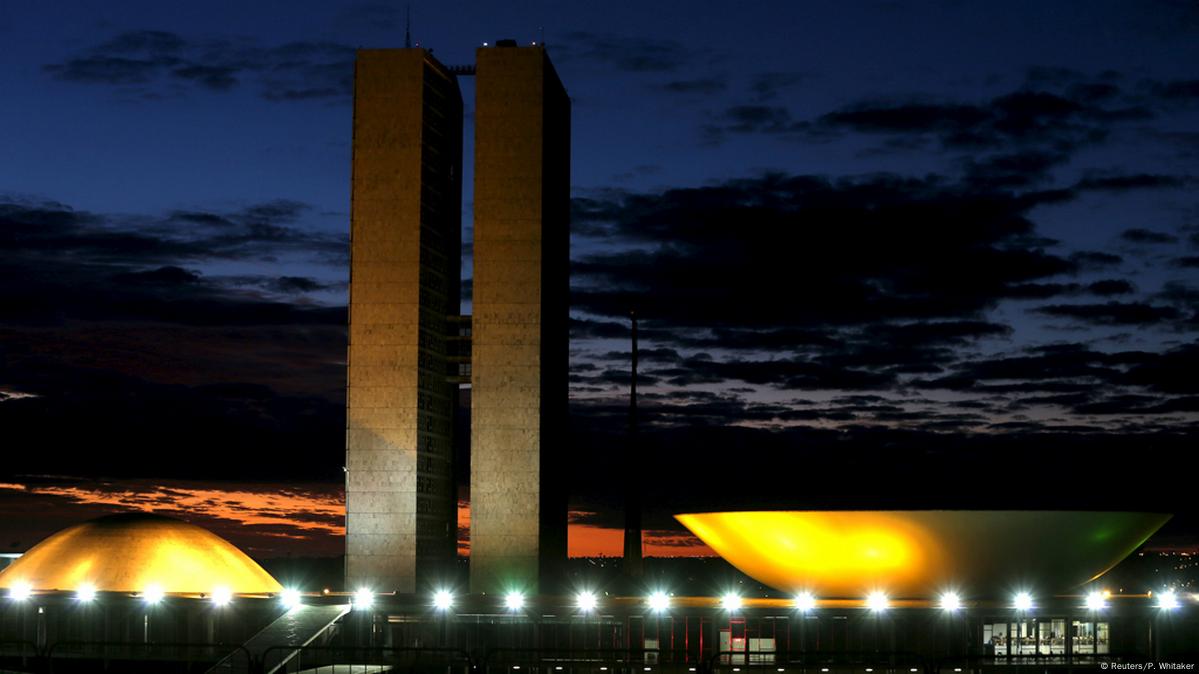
[705,650,927,674]
[46,640,251,673]
[261,645,474,674]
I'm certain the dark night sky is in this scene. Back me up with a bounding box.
[1,1,1197,556]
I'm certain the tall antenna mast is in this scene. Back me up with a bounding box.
[404,4,412,48]
[623,310,644,579]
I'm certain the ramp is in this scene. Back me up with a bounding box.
[207,603,351,674]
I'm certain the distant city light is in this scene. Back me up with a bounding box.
[433,589,454,611]
[76,583,97,602]
[211,586,233,607]
[1085,591,1106,611]
[1158,590,1180,610]
[280,588,302,609]
[505,590,525,611]
[866,591,888,612]
[9,581,32,601]
[939,591,961,611]
[721,593,743,611]
[1013,591,1033,611]
[795,591,816,612]
[648,590,670,613]
[576,590,598,612]
[354,588,374,610]
[143,584,165,604]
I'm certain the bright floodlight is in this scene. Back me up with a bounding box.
[280,588,302,609]
[1158,590,1180,610]
[8,581,32,602]
[76,583,97,603]
[939,591,961,611]
[721,593,743,611]
[505,591,525,611]
[576,591,598,612]
[1085,591,1106,611]
[143,584,165,604]
[1013,591,1033,611]
[866,591,888,612]
[433,589,454,611]
[648,591,670,613]
[354,588,374,610]
[795,591,816,612]
[212,586,233,607]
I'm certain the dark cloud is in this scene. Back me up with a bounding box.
[557,32,689,72]
[0,193,348,479]
[1120,227,1181,244]
[567,168,1194,451]
[1078,175,1189,193]
[749,72,807,101]
[1069,250,1124,269]
[704,105,804,140]
[1151,79,1199,102]
[1087,279,1136,296]
[45,31,354,102]
[657,77,726,95]
[572,172,1077,334]
[814,89,1150,152]
[0,198,344,270]
[111,265,201,286]
[962,150,1069,188]
[705,76,1169,157]
[1034,301,1181,326]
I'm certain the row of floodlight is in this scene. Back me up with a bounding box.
[5,581,228,606]
[6,583,1192,613]
[352,587,1193,613]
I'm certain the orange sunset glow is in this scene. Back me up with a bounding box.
[0,481,712,558]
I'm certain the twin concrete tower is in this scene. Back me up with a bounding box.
[346,44,569,594]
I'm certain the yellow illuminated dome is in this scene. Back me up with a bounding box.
[0,513,282,595]
[676,511,1170,599]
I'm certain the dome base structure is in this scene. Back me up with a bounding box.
[0,513,283,596]
[675,510,1171,599]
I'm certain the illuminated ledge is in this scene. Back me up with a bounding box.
[676,511,1170,599]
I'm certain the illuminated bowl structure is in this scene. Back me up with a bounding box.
[676,511,1170,599]
[0,513,282,596]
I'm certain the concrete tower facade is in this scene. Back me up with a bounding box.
[346,49,462,593]
[469,45,570,594]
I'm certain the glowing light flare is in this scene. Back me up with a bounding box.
[576,591,598,612]
[212,586,233,606]
[1158,590,1179,610]
[1085,591,1106,611]
[866,591,889,612]
[939,591,961,611]
[1013,591,1033,611]
[8,581,32,601]
[280,588,302,609]
[143,584,165,604]
[647,591,670,612]
[794,591,816,612]
[721,593,743,611]
[76,583,97,602]
[354,588,374,610]
[505,591,525,611]
[433,589,454,611]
